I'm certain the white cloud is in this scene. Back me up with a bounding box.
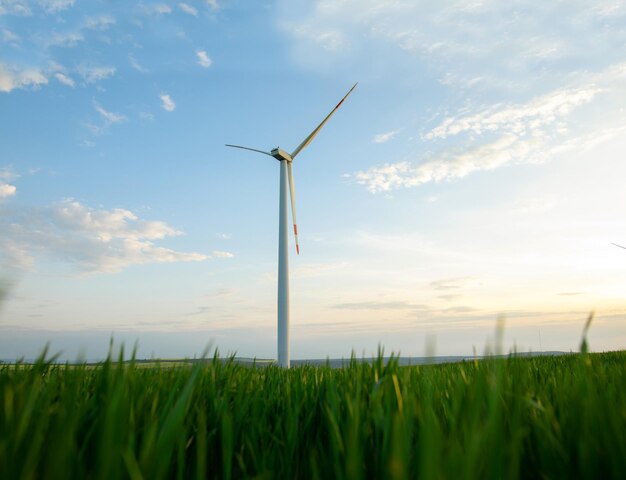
[196,50,212,68]
[155,3,172,14]
[2,28,20,43]
[84,15,116,31]
[0,199,208,273]
[0,1,32,16]
[139,111,154,121]
[94,102,127,125]
[425,86,602,140]
[289,26,348,53]
[128,55,148,73]
[0,183,16,198]
[178,3,197,16]
[591,1,626,17]
[0,167,19,181]
[373,130,398,144]
[206,0,218,10]
[38,0,75,14]
[351,62,626,193]
[211,250,234,258]
[54,72,75,87]
[279,1,626,89]
[43,31,84,48]
[159,93,176,112]
[0,64,47,93]
[77,65,116,83]
[142,3,172,15]
[351,134,541,193]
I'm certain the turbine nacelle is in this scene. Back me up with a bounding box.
[271,148,292,162]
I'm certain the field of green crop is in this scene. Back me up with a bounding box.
[1,347,625,479]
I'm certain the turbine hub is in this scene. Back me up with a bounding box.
[271,147,292,162]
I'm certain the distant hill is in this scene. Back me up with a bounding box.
[225,351,570,368]
[1,351,571,366]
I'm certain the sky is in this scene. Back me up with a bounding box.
[1,0,625,361]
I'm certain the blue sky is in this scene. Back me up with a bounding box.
[1,0,625,360]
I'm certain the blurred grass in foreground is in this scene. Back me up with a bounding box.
[1,346,625,479]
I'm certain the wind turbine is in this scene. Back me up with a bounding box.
[612,243,626,250]
[226,83,357,368]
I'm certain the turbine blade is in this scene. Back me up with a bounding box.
[612,243,626,250]
[290,82,357,160]
[225,144,273,157]
[287,162,300,255]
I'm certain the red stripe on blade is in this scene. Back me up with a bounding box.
[293,224,298,235]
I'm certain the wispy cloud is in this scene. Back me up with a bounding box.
[1,7,118,94]
[430,278,471,291]
[0,1,32,16]
[39,0,75,14]
[128,55,148,73]
[77,65,116,84]
[94,102,126,125]
[288,27,348,53]
[350,63,626,193]
[351,134,541,193]
[206,0,219,11]
[211,250,234,258]
[159,93,176,112]
[84,14,116,31]
[54,72,75,87]
[42,31,84,48]
[373,130,399,144]
[178,3,197,16]
[333,300,425,311]
[196,50,212,68]
[1,28,20,43]
[424,86,601,140]
[0,167,19,182]
[141,3,172,15]
[280,1,626,89]
[0,199,208,273]
[0,63,47,93]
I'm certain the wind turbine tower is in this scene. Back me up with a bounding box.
[226,83,357,367]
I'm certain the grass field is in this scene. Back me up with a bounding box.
[1,344,625,479]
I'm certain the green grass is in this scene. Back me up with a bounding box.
[1,348,625,479]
